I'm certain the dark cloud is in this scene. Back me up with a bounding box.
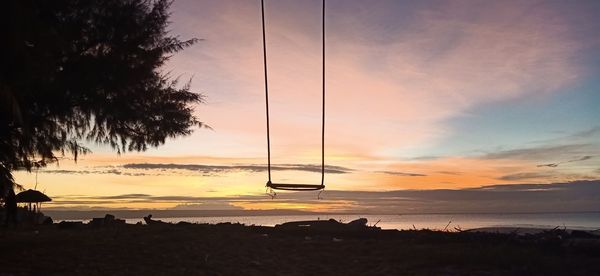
[41,163,353,177]
[497,172,554,181]
[376,171,426,177]
[122,163,353,174]
[469,183,563,192]
[496,172,597,182]
[43,169,91,174]
[537,163,559,168]
[42,169,148,176]
[537,156,593,168]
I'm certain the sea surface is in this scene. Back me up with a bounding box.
[119,212,600,231]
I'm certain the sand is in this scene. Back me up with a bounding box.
[1,222,599,275]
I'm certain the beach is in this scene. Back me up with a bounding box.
[1,221,599,275]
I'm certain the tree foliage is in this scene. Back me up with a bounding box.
[0,0,205,195]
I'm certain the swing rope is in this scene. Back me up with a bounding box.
[320,0,326,187]
[261,0,326,191]
[261,0,272,184]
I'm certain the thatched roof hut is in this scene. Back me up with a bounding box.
[16,189,52,203]
[16,189,51,213]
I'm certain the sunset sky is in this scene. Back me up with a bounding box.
[14,0,600,211]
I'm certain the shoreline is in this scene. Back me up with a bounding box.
[43,209,600,219]
[43,211,600,233]
[55,218,600,233]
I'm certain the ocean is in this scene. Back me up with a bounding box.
[118,212,600,230]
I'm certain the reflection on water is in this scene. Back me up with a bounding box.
[119,212,600,230]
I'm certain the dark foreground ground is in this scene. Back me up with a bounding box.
[1,223,599,275]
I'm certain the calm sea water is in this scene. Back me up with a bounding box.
[120,212,600,231]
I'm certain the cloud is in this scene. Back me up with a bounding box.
[537,163,559,168]
[537,156,593,168]
[40,162,353,177]
[98,194,152,199]
[121,163,353,174]
[483,144,588,160]
[497,172,555,181]
[526,127,600,147]
[570,155,592,162]
[376,171,426,177]
[42,169,87,174]
[42,169,148,176]
[570,126,600,139]
[436,171,462,175]
[409,156,442,161]
[171,202,243,210]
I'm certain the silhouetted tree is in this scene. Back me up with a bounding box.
[0,0,205,202]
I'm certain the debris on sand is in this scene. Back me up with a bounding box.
[143,214,168,225]
[89,214,125,227]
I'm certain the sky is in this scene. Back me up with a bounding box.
[13,0,600,212]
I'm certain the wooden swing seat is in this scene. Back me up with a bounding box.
[266,181,325,191]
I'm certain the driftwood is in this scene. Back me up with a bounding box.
[143,214,168,225]
[443,220,452,232]
[274,218,380,234]
[89,214,125,227]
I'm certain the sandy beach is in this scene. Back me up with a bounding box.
[1,221,599,275]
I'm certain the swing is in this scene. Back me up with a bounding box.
[261,0,326,191]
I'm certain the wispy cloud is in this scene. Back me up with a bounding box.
[570,126,600,139]
[483,144,588,160]
[97,194,153,199]
[122,163,353,174]
[409,156,442,161]
[376,171,426,177]
[436,171,462,175]
[171,202,243,210]
[42,169,149,176]
[497,172,555,181]
[469,183,564,192]
[537,156,593,168]
[40,163,353,177]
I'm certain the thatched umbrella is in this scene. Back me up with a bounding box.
[16,189,51,212]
